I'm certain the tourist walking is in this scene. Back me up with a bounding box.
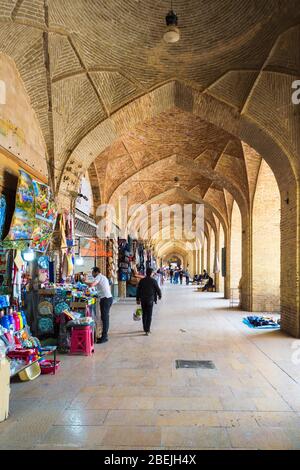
[136,268,162,335]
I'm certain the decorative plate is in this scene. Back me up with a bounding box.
[38,301,53,316]
[54,301,70,316]
[38,256,49,269]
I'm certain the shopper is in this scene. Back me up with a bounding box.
[136,267,162,336]
[185,269,190,285]
[202,275,215,292]
[89,267,113,344]
[174,268,179,284]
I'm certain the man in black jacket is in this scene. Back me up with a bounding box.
[136,268,162,336]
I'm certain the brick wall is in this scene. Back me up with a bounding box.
[252,160,280,312]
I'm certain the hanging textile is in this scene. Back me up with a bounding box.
[3,170,57,252]
[0,195,7,240]
[213,251,220,273]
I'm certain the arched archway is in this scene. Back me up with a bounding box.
[58,81,299,337]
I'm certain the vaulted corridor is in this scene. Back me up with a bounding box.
[1,285,300,450]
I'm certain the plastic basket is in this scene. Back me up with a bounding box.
[40,360,60,375]
[18,362,41,381]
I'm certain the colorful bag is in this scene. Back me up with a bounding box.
[133,308,142,321]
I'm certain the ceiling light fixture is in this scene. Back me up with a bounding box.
[163,1,180,44]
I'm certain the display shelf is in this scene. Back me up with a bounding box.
[9,346,57,378]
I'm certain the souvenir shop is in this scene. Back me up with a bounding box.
[0,168,111,422]
[118,237,157,298]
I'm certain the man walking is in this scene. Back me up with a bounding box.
[169,268,174,284]
[136,268,162,336]
[89,267,113,344]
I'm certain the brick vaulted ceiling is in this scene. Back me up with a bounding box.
[0,0,300,235]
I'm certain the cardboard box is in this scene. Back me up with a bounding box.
[0,358,10,422]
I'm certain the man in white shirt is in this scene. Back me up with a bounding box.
[89,267,113,344]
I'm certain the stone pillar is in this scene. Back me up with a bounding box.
[118,281,127,299]
[240,215,252,312]
[214,229,220,292]
[207,235,211,274]
[224,228,231,300]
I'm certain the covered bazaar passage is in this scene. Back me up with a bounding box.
[0,0,300,452]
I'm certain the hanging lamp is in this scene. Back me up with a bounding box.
[163,0,180,43]
[75,238,84,266]
[22,246,35,262]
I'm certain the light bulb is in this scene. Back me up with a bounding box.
[75,256,84,266]
[22,247,35,262]
[163,25,180,43]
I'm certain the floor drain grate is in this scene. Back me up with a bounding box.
[175,360,216,369]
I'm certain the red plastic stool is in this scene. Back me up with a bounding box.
[70,326,94,356]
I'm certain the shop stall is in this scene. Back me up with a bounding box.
[118,237,158,298]
[0,170,100,422]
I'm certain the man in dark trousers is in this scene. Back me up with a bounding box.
[136,267,162,336]
[89,267,113,343]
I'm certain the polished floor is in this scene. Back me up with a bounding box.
[1,284,300,450]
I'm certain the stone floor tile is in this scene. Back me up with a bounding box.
[157,411,219,427]
[161,426,231,448]
[105,410,158,426]
[54,409,108,426]
[154,397,223,411]
[101,426,161,447]
[227,426,300,450]
[39,425,106,448]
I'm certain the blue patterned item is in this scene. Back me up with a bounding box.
[0,295,10,308]
[54,301,70,317]
[0,195,6,240]
[38,317,54,334]
[38,256,49,269]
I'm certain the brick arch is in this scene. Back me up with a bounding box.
[58,81,297,199]
[126,187,228,240]
[107,154,248,223]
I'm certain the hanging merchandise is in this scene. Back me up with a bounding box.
[38,316,54,336]
[2,170,57,253]
[118,239,129,281]
[14,250,24,271]
[3,170,35,250]
[38,269,49,284]
[32,181,56,224]
[0,195,7,240]
[38,256,49,270]
[38,301,53,317]
[54,301,70,318]
[49,260,55,283]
